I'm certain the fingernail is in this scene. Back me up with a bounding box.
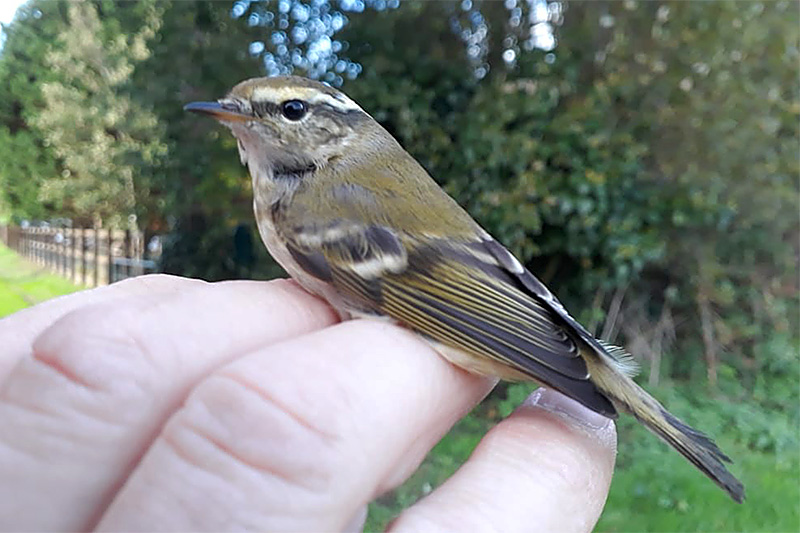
[342,505,367,533]
[522,387,611,431]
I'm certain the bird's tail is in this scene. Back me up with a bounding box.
[584,352,745,503]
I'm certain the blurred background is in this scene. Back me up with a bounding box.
[0,0,797,530]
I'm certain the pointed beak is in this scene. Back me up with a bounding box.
[183,101,252,122]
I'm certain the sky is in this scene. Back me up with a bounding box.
[0,0,26,37]
[1,0,24,23]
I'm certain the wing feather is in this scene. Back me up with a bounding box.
[380,274,615,416]
[482,237,641,378]
[281,220,617,416]
[386,281,587,377]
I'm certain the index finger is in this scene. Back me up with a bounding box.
[0,275,203,380]
[0,277,339,532]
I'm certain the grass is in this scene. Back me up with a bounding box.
[597,421,799,532]
[365,382,800,532]
[0,244,81,318]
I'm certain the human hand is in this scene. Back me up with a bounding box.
[0,275,616,532]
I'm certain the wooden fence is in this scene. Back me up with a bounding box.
[1,224,160,287]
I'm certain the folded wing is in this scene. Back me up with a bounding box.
[283,221,617,417]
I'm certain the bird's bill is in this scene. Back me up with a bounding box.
[183,101,251,122]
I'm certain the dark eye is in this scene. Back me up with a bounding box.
[281,100,307,121]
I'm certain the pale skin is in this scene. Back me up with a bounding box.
[0,275,616,532]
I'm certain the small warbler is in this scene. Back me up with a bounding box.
[185,76,744,503]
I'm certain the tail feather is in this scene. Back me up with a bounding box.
[654,408,743,502]
[584,351,745,503]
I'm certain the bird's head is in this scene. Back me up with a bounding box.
[185,76,380,182]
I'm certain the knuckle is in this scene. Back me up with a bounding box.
[162,371,342,494]
[22,302,162,423]
[111,273,204,294]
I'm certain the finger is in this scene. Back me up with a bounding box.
[96,320,496,532]
[390,388,617,533]
[0,279,338,532]
[0,274,204,380]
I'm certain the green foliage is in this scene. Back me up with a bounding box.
[32,1,168,227]
[0,0,67,221]
[581,0,800,386]
[129,0,283,280]
[338,0,799,392]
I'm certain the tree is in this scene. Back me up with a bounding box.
[32,0,167,228]
[0,0,69,221]
[128,0,283,279]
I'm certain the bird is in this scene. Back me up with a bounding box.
[185,75,744,503]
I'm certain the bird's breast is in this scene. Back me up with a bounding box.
[253,198,351,319]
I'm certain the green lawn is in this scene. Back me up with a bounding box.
[0,244,82,318]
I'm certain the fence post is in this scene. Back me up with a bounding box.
[107,228,114,285]
[51,227,56,272]
[53,227,58,271]
[60,226,67,277]
[70,227,77,282]
[93,228,100,287]
[124,229,132,280]
[47,227,53,271]
[62,226,68,277]
[136,230,144,276]
[81,227,87,286]
[36,227,42,266]
[46,227,51,271]
[56,227,61,275]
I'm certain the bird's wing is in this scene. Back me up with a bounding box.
[281,219,618,417]
[480,238,640,378]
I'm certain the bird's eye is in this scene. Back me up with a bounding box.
[281,100,307,121]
